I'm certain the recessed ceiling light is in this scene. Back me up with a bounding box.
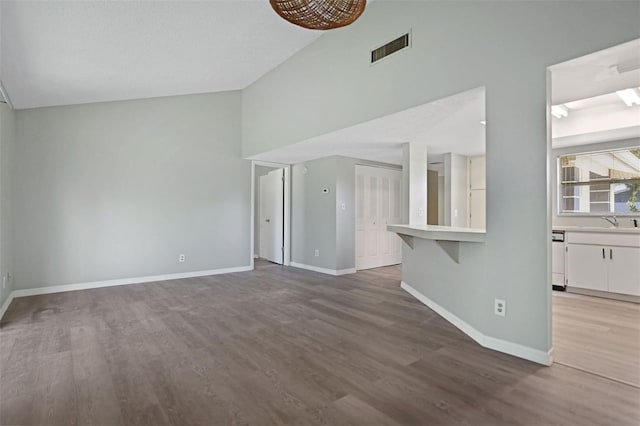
[551,105,569,119]
[616,88,640,107]
[480,120,486,125]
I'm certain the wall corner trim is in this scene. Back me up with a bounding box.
[7,265,254,303]
[0,292,15,321]
[401,281,554,366]
[290,262,356,276]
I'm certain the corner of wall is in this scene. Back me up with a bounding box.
[0,103,16,311]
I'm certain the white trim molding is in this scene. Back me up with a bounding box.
[10,266,254,299]
[401,281,554,366]
[290,262,356,276]
[0,292,15,321]
[250,161,292,269]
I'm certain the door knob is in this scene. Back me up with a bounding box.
[265,219,271,223]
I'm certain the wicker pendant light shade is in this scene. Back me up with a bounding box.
[270,0,367,30]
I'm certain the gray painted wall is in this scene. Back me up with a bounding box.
[13,91,251,290]
[552,138,640,229]
[292,156,337,270]
[292,155,400,271]
[0,103,16,308]
[242,1,640,353]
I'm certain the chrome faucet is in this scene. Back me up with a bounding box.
[602,216,619,228]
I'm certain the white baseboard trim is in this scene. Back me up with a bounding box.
[290,262,356,276]
[11,265,254,299]
[401,281,553,366]
[0,291,15,321]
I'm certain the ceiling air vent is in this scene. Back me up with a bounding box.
[371,32,410,64]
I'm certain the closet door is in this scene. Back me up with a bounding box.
[356,166,402,270]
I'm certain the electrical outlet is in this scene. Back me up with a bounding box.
[314,249,320,257]
[494,299,506,317]
[341,203,346,211]
[179,254,186,263]
[2,275,5,290]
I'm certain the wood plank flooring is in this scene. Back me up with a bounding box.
[553,291,640,387]
[1,260,638,426]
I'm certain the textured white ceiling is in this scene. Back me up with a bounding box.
[551,40,640,149]
[551,38,640,104]
[0,0,324,109]
[251,87,487,165]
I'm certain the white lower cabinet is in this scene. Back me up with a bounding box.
[608,246,640,296]
[566,232,640,296]
[566,244,609,292]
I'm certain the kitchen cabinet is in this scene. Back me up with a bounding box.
[565,232,640,297]
[566,244,608,292]
[609,246,640,296]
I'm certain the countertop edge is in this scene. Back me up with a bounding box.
[387,224,486,243]
[553,226,640,234]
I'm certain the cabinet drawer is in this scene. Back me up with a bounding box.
[566,232,640,248]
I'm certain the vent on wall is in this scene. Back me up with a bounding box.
[371,32,410,64]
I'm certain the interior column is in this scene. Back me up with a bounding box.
[401,142,428,226]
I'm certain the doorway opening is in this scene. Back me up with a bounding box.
[251,161,291,267]
[548,39,640,386]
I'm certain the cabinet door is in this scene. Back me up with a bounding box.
[567,244,608,291]
[608,246,640,296]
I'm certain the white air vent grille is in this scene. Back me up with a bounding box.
[371,33,410,64]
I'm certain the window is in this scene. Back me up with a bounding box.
[559,147,640,215]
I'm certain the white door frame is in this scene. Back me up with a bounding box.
[251,160,291,269]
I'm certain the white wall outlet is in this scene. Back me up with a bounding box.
[341,203,346,211]
[418,208,424,217]
[494,299,506,317]
[314,249,320,257]
[179,254,186,263]
[2,275,5,289]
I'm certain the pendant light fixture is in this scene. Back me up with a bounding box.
[270,0,367,31]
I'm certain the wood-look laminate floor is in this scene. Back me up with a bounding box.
[553,291,640,388]
[1,261,639,426]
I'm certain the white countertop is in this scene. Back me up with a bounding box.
[387,224,486,243]
[553,226,640,234]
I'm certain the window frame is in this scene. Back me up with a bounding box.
[556,147,640,217]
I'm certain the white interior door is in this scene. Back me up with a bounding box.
[356,166,402,270]
[259,169,284,264]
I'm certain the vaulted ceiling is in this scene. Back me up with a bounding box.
[0,1,325,109]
